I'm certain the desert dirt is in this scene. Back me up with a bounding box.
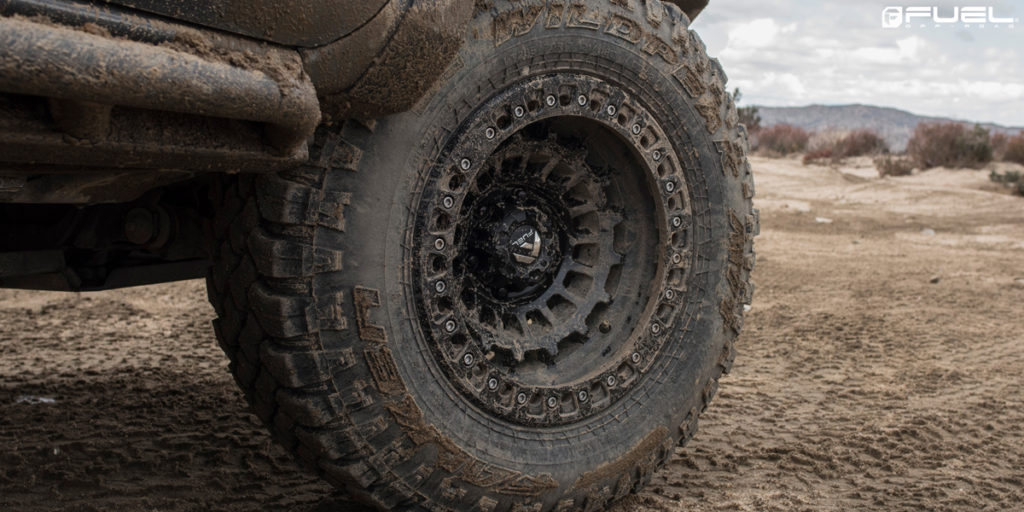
[2,156,1023,511]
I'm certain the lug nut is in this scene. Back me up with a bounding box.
[462,352,475,366]
[632,124,642,135]
[514,105,525,117]
[577,95,588,106]
[606,375,617,387]
[442,196,455,209]
[444,319,457,333]
[487,377,499,390]
[672,253,682,264]
[516,392,528,405]
[434,238,446,250]
[485,127,496,139]
[577,390,589,402]
[434,281,447,293]
[606,104,617,116]
[546,396,558,408]
[599,321,612,333]
[665,289,675,300]
[631,352,641,364]
[651,323,661,335]
[672,216,683,228]
[665,181,676,193]
[545,95,557,107]
[653,150,662,161]
[460,158,471,170]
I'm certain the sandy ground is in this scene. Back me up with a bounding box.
[2,156,1023,511]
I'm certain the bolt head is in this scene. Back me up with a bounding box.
[460,158,471,170]
[606,375,617,387]
[665,181,676,193]
[514,106,525,117]
[577,95,587,106]
[577,390,589,402]
[665,289,675,300]
[672,253,682,264]
[632,124,642,135]
[442,196,455,209]
[488,378,499,390]
[434,238,446,250]
[651,323,661,335]
[546,396,558,408]
[516,392,528,405]
[653,150,662,161]
[631,352,641,364]
[462,353,474,366]
[606,104,617,116]
[672,216,683,227]
[485,127,496,139]
[545,95,557,107]
[434,281,446,293]
[444,319,457,333]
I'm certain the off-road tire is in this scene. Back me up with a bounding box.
[206,1,756,510]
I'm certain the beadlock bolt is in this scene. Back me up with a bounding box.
[514,105,525,117]
[516,392,528,405]
[651,323,661,335]
[546,396,558,408]
[460,158,471,170]
[444,319,457,333]
[462,352,474,366]
[632,124,642,135]
[606,104,617,116]
[577,390,589,402]
[665,289,675,300]
[545,95,557,107]
[672,253,682,264]
[434,238,446,250]
[606,375,617,387]
[488,377,499,390]
[653,150,662,161]
[665,181,676,193]
[434,280,446,293]
[577,94,588,106]
[485,127,496,139]
[631,352,641,364]
[442,196,455,209]
[672,216,683,228]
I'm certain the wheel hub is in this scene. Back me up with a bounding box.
[468,191,563,301]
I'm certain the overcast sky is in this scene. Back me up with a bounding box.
[693,0,1023,126]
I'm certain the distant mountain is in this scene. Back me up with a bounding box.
[756,104,1024,152]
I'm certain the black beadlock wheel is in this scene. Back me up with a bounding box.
[206,1,756,511]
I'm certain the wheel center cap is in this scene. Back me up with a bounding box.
[509,225,541,265]
[476,205,562,295]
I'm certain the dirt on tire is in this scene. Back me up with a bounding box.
[2,156,1023,511]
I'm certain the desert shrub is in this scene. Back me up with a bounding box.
[1002,132,1024,165]
[802,148,834,165]
[906,122,993,169]
[989,169,1024,196]
[804,130,888,165]
[755,124,809,155]
[875,155,915,177]
[836,130,889,157]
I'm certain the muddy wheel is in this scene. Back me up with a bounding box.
[206,1,756,510]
